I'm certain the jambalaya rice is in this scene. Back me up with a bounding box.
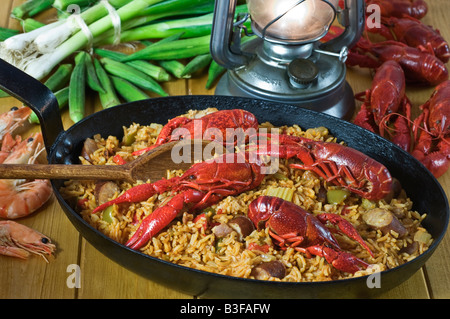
[60,108,433,282]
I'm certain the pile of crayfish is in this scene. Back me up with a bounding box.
[0,106,55,261]
[87,108,397,274]
[327,0,450,178]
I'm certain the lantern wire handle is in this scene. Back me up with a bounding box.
[261,0,306,40]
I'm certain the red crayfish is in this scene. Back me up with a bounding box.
[411,80,450,177]
[255,133,393,201]
[347,38,448,86]
[94,152,266,249]
[93,131,393,250]
[248,196,374,274]
[132,109,259,156]
[354,67,450,177]
[365,0,428,20]
[366,16,450,63]
[353,60,413,152]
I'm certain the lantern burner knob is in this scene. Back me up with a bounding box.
[287,58,319,87]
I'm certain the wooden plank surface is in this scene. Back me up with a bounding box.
[0,0,449,299]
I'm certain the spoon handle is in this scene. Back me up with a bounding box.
[0,164,132,182]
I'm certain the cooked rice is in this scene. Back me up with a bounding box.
[60,108,433,282]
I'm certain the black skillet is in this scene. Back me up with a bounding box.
[0,58,448,298]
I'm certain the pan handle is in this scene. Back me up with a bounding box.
[0,59,64,150]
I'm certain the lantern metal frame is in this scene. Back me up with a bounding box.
[210,0,365,120]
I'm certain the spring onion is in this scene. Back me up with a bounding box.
[94,47,128,60]
[0,27,19,41]
[134,33,189,77]
[11,0,54,19]
[32,0,134,54]
[142,0,214,16]
[118,12,215,43]
[28,0,55,17]
[53,0,97,10]
[1,0,163,80]
[114,4,249,44]
[122,35,211,62]
[94,0,216,45]
[20,18,45,32]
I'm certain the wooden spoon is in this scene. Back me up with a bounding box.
[0,140,224,183]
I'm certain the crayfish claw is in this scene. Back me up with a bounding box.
[306,245,369,274]
[317,213,375,258]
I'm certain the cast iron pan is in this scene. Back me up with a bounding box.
[0,59,448,298]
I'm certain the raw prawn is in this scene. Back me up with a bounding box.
[0,220,55,261]
[0,132,53,219]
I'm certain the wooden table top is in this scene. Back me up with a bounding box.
[0,0,449,299]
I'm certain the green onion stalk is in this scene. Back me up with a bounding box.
[11,0,55,19]
[0,0,162,80]
[20,18,45,33]
[53,0,98,11]
[92,0,217,45]
[0,27,19,41]
[142,0,214,16]
[103,4,249,44]
[3,0,129,53]
[31,0,132,54]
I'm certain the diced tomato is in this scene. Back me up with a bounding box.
[247,242,270,253]
[113,154,126,165]
[193,213,208,230]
